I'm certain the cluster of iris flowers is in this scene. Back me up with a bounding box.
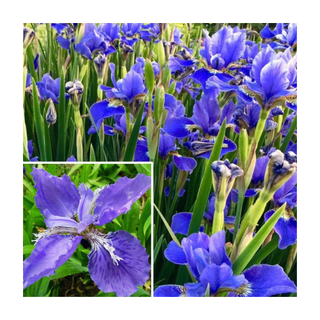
[23,22,297,297]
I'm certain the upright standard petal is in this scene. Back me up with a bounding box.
[31,168,80,218]
[87,230,149,297]
[23,235,82,289]
[93,174,151,225]
[208,231,232,267]
[121,70,145,104]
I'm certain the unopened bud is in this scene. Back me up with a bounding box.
[46,99,57,126]
[66,79,84,108]
[93,53,107,80]
[264,150,297,194]
[211,160,243,200]
[23,27,35,49]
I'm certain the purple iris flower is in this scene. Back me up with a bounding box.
[52,24,76,50]
[260,23,297,47]
[100,63,146,107]
[121,23,141,38]
[75,23,116,60]
[155,230,296,297]
[23,168,151,296]
[140,23,160,41]
[36,73,60,103]
[244,45,296,110]
[163,92,237,159]
[200,27,246,70]
[99,23,121,42]
[66,155,77,162]
[88,100,125,134]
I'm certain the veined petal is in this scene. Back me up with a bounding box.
[23,234,82,289]
[43,209,79,229]
[154,285,186,297]
[163,117,194,138]
[164,241,187,265]
[31,168,80,218]
[242,264,297,297]
[88,100,124,134]
[93,174,151,225]
[181,233,210,279]
[87,230,149,297]
[260,59,290,100]
[121,70,145,104]
[208,230,232,267]
[173,155,197,174]
[199,263,246,295]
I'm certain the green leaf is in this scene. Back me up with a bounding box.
[123,200,140,233]
[49,261,88,280]
[154,204,181,247]
[57,68,66,160]
[280,114,297,152]
[188,120,226,235]
[32,78,46,160]
[138,199,151,245]
[123,97,146,161]
[23,245,35,256]
[232,203,286,275]
[153,234,164,264]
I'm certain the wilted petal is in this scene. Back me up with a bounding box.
[31,168,80,218]
[23,235,82,289]
[93,174,151,225]
[87,230,149,297]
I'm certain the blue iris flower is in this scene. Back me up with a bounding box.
[75,23,116,60]
[155,230,296,297]
[100,62,146,106]
[260,23,297,47]
[200,26,246,70]
[36,73,61,103]
[23,168,151,297]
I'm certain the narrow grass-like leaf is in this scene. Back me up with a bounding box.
[154,234,164,264]
[138,199,151,245]
[280,114,297,152]
[232,203,285,275]
[154,204,181,247]
[32,78,46,160]
[245,235,279,269]
[188,120,226,235]
[56,68,66,160]
[123,97,145,161]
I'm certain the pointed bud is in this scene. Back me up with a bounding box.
[23,27,35,49]
[93,53,107,80]
[46,99,57,125]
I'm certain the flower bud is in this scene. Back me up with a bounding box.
[65,79,84,108]
[211,160,243,200]
[264,150,297,194]
[23,27,35,49]
[46,99,57,126]
[93,53,107,80]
